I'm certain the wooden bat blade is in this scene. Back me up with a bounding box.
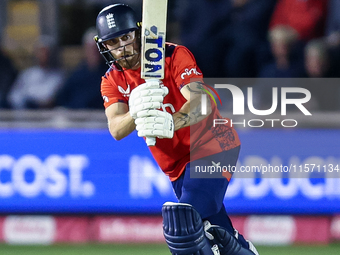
[141,0,168,79]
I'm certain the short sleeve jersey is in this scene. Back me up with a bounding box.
[101,43,240,181]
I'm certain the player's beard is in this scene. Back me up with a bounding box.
[116,51,140,69]
[115,41,141,70]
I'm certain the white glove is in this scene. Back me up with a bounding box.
[135,110,174,139]
[129,79,169,119]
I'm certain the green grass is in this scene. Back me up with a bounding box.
[0,243,339,255]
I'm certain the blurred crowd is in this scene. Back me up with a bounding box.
[0,27,107,110]
[0,0,340,111]
[176,0,340,78]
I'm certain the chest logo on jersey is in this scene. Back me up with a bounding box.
[180,68,202,79]
[118,84,131,97]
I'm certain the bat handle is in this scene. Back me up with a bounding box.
[146,137,156,146]
[144,79,161,147]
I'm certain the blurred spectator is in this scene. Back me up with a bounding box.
[0,49,17,108]
[259,25,305,78]
[175,0,233,77]
[253,26,305,112]
[223,0,277,77]
[176,0,276,78]
[269,0,328,41]
[303,39,340,111]
[325,0,340,47]
[55,27,107,109]
[324,0,340,77]
[7,36,65,109]
[304,39,333,78]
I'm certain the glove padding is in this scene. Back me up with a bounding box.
[135,110,174,139]
[129,79,169,119]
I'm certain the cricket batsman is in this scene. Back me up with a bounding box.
[94,3,258,255]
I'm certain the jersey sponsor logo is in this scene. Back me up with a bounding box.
[180,68,202,79]
[118,84,130,97]
[106,13,116,29]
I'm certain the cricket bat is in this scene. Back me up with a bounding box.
[141,0,168,146]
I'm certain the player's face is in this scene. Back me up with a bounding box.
[104,31,140,69]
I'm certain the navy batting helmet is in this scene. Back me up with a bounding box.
[96,4,139,43]
[94,4,141,67]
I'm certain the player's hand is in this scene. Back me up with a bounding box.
[129,79,169,119]
[135,110,174,139]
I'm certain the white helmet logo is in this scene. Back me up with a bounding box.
[106,13,116,29]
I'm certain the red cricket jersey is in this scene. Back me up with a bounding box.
[101,43,240,181]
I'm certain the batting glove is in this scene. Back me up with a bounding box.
[129,79,169,119]
[135,110,174,139]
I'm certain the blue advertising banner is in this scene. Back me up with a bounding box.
[226,129,340,214]
[0,129,339,214]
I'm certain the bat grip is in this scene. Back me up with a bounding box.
[144,79,161,147]
[146,137,156,146]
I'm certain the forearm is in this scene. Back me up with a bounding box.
[173,96,211,131]
[108,112,136,140]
